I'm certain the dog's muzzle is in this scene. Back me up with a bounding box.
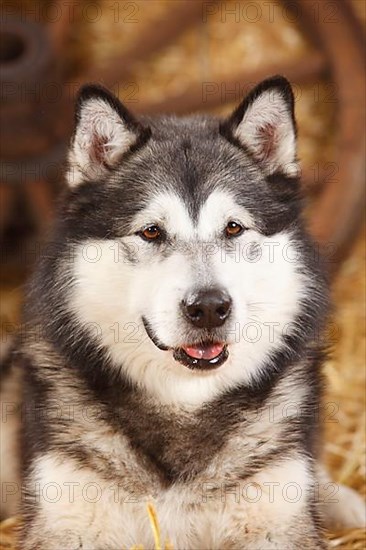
[142,315,229,371]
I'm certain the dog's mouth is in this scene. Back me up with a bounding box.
[142,317,229,370]
[173,343,228,370]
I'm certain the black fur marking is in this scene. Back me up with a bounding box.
[20,356,53,474]
[142,316,169,351]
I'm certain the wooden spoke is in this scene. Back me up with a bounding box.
[295,0,365,266]
[49,0,81,54]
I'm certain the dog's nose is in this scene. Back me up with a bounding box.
[182,288,232,329]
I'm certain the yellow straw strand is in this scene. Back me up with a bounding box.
[147,503,161,550]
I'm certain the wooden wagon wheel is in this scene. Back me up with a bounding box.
[1,0,364,272]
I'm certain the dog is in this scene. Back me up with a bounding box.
[1,76,365,548]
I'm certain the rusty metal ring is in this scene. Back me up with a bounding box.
[0,18,53,88]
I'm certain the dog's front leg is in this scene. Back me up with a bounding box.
[212,457,327,550]
[20,453,154,550]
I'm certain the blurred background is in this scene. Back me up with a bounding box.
[0,1,365,547]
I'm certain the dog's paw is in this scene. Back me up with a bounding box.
[322,483,366,529]
[317,464,366,529]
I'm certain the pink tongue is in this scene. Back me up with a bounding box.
[182,343,224,360]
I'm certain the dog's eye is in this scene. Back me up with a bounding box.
[140,225,162,241]
[225,221,244,238]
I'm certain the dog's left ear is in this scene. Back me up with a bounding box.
[67,84,150,187]
[221,76,298,177]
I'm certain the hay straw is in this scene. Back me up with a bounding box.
[0,517,18,550]
[146,503,173,550]
[147,503,162,550]
[327,528,366,549]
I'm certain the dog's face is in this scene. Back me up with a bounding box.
[48,77,324,405]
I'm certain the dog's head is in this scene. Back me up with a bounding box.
[38,77,327,405]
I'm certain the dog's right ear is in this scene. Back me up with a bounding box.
[67,84,150,187]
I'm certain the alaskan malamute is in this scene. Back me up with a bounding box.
[1,76,365,548]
